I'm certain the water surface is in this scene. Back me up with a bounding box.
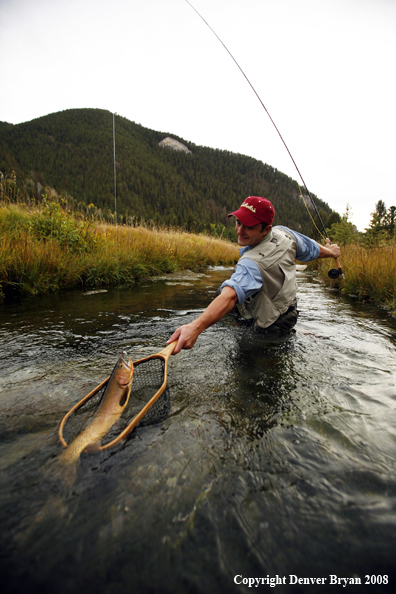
[1,269,395,593]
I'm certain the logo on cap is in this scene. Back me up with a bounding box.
[241,202,257,213]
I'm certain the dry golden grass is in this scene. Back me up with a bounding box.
[0,204,239,296]
[316,243,396,314]
[3,201,394,313]
[101,224,240,270]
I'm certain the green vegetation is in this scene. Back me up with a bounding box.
[1,109,395,314]
[312,202,396,315]
[317,243,396,314]
[0,108,336,238]
[0,201,239,298]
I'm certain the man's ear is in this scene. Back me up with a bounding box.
[263,224,272,236]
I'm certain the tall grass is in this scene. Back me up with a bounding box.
[3,201,395,314]
[0,203,239,297]
[315,243,396,315]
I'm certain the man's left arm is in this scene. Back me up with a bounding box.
[278,226,341,262]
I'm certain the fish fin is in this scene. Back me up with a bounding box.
[83,440,101,454]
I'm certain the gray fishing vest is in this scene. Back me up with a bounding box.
[237,226,298,329]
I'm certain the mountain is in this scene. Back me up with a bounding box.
[0,108,336,237]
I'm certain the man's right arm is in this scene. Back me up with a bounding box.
[167,286,238,354]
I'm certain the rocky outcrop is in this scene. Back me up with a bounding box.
[158,137,192,154]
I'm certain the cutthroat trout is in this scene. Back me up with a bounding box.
[59,352,133,466]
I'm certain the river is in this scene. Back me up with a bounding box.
[0,268,395,593]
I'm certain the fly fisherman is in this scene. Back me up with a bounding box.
[168,196,341,354]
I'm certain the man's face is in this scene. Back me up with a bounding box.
[235,219,271,247]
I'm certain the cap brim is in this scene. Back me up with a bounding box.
[227,208,262,227]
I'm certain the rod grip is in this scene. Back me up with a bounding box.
[335,258,345,279]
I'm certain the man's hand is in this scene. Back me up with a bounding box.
[167,322,201,354]
[318,238,341,259]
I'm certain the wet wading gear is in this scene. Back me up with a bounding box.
[236,227,298,329]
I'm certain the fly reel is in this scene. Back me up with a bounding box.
[328,265,345,280]
[328,268,340,279]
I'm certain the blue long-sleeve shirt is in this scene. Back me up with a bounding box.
[220,226,320,305]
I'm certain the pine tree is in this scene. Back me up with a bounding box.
[327,205,356,246]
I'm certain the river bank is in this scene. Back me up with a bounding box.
[1,202,395,316]
[0,202,239,298]
[310,243,396,317]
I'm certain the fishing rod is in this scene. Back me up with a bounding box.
[185,0,344,280]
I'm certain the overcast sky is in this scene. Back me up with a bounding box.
[1,0,395,231]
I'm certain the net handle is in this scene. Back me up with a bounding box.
[131,340,177,365]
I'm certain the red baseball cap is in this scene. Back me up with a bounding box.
[228,196,275,226]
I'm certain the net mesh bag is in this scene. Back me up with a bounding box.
[62,356,171,448]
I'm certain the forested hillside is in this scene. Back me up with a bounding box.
[0,108,337,237]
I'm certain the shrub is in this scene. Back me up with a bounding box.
[27,197,99,253]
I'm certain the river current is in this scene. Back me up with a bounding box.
[0,268,395,593]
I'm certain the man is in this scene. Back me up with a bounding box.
[168,196,341,354]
